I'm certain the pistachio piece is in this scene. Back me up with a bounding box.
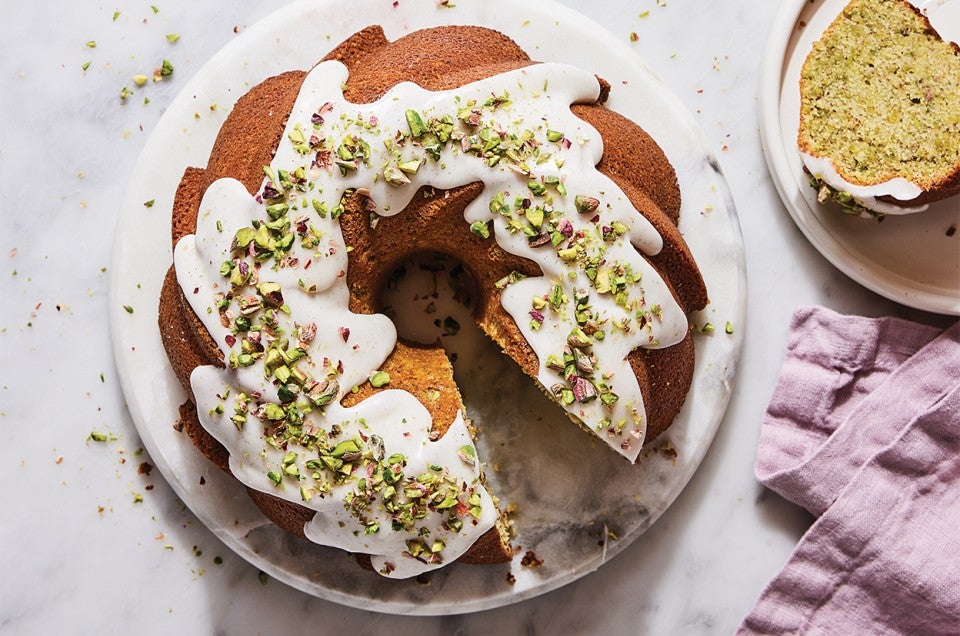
[256,282,283,307]
[332,438,361,458]
[574,194,600,214]
[528,233,551,247]
[383,164,411,187]
[307,379,339,407]
[567,327,592,349]
[526,206,544,228]
[405,109,428,138]
[457,445,476,466]
[469,221,490,239]
[527,181,547,196]
[600,390,619,406]
[263,403,285,421]
[397,158,423,175]
[369,371,390,388]
[571,376,598,403]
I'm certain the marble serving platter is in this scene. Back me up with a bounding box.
[109,0,745,614]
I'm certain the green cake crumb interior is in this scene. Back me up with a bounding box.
[798,0,960,189]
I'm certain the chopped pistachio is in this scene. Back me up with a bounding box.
[527,181,546,196]
[165,33,180,43]
[526,206,544,228]
[144,199,155,208]
[122,305,134,314]
[725,321,734,335]
[85,40,97,48]
[154,59,174,81]
[600,391,619,406]
[457,445,476,466]
[369,371,390,388]
[82,61,91,71]
[397,158,423,175]
[133,74,148,86]
[567,326,592,349]
[88,431,108,442]
[469,221,490,239]
[546,129,564,142]
[405,109,427,138]
[383,164,410,186]
[574,194,600,214]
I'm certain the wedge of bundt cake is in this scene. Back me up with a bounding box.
[798,0,960,217]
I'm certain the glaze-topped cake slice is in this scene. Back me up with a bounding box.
[798,0,960,217]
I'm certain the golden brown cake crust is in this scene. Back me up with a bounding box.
[159,24,708,572]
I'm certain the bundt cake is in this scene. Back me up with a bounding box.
[798,0,960,217]
[159,25,707,579]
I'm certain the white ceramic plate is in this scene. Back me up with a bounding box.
[109,0,745,614]
[760,0,960,316]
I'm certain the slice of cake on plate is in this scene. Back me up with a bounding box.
[798,0,960,217]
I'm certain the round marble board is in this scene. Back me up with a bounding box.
[760,0,960,316]
[109,0,745,615]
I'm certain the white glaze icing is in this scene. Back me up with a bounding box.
[800,152,928,216]
[173,60,688,577]
[176,179,497,579]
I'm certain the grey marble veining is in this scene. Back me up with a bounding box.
[1,0,951,633]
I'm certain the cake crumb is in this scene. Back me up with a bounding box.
[520,551,543,567]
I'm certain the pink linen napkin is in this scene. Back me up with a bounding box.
[738,306,960,635]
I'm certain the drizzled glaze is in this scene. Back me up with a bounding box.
[174,60,688,577]
[800,152,928,216]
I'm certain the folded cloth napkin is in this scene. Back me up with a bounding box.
[738,306,960,635]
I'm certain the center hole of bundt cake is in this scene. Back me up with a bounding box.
[379,251,477,351]
[377,250,561,450]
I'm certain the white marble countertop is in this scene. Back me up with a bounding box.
[1,0,953,633]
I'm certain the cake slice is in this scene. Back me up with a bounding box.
[798,0,960,217]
